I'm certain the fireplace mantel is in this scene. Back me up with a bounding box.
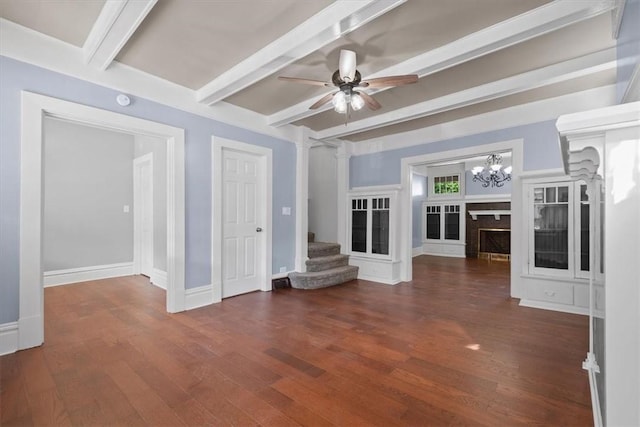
[468,210,511,220]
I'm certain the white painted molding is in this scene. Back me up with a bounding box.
[294,129,312,273]
[349,184,402,193]
[0,322,19,356]
[83,0,157,70]
[412,247,423,257]
[622,62,640,103]
[196,0,405,105]
[271,272,292,280]
[44,262,134,287]
[336,143,352,251]
[350,85,617,156]
[611,0,627,39]
[185,285,214,310]
[211,136,273,303]
[518,168,567,179]
[151,268,167,290]
[315,48,617,140]
[468,210,511,220]
[0,18,298,143]
[464,194,511,203]
[519,299,588,316]
[19,92,186,351]
[269,0,616,127]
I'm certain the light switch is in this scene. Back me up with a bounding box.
[282,207,291,215]
[123,205,130,213]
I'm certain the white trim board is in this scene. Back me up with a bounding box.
[19,91,185,352]
[350,85,617,156]
[211,136,273,303]
[519,299,589,316]
[185,285,214,310]
[0,322,19,356]
[44,262,134,287]
[151,268,167,290]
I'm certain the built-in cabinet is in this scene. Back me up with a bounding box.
[347,187,400,284]
[422,202,465,257]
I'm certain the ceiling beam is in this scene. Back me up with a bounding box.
[83,0,158,71]
[195,0,406,106]
[268,0,617,127]
[313,48,617,141]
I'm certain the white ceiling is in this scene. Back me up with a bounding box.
[0,0,620,144]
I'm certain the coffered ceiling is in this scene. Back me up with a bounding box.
[0,0,621,144]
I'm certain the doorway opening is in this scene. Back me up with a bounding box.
[19,92,185,351]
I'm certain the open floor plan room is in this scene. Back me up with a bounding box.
[0,256,591,426]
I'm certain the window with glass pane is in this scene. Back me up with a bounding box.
[372,197,390,254]
[425,205,441,239]
[580,184,590,271]
[534,185,569,269]
[444,205,460,240]
[351,198,367,253]
[433,175,460,195]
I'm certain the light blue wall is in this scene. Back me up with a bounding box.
[617,0,640,102]
[350,120,562,188]
[0,56,296,323]
[411,174,427,248]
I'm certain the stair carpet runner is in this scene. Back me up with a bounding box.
[288,241,359,289]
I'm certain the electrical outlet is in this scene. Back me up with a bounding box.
[282,207,291,215]
[279,266,286,273]
[123,205,130,213]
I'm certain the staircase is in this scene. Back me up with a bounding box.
[288,235,358,290]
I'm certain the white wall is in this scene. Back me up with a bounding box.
[308,145,337,243]
[43,118,134,270]
[134,135,167,272]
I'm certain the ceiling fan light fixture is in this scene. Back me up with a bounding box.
[351,92,364,111]
[332,91,347,113]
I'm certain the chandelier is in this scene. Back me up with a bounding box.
[471,154,512,187]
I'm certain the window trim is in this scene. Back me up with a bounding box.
[422,201,465,244]
[347,189,397,260]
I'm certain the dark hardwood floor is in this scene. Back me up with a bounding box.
[1,256,592,426]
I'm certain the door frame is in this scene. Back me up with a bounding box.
[19,91,185,350]
[133,153,154,277]
[211,136,272,303]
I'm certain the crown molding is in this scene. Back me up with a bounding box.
[0,18,298,143]
[350,84,617,156]
[195,0,406,105]
[268,0,617,127]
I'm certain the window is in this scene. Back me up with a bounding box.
[425,205,441,239]
[349,193,395,258]
[533,184,569,270]
[424,203,463,242]
[527,180,602,278]
[433,175,460,195]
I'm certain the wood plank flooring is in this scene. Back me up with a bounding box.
[1,256,592,426]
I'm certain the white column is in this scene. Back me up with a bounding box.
[294,128,312,272]
[336,142,352,252]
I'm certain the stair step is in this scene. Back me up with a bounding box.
[289,265,358,290]
[308,242,341,258]
[306,254,349,272]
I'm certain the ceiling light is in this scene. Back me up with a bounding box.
[351,93,365,111]
[332,91,347,113]
[471,154,512,187]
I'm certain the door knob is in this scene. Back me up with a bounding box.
[256,227,263,232]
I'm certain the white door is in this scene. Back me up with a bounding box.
[222,149,263,298]
[134,154,154,277]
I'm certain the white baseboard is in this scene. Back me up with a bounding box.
[44,262,134,287]
[0,322,19,356]
[185,284,214,310]
[422,252,466,259]
[150,268,167,290]
[271,271,292,279]
[519,299,588,316]
[412,247,423,257]
[356,273,401,285]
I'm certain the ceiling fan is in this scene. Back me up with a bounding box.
[278,49,418,119]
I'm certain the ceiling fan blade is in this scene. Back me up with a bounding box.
[278,76,332,87]
[309,91,337,110]
[360,74,418,88]
[358,91,381,111]
[339,49,357,82]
